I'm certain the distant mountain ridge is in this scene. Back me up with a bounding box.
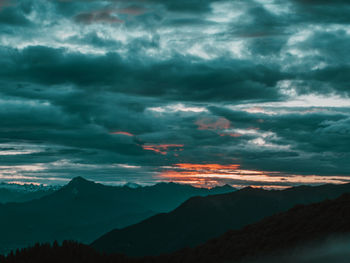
[0,183,60,204]
[92,182,350,257]
[0,177,236,254]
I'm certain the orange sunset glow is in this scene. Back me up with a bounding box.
[196,117,230,130]
[142,144,184,155]
[174,163,240,173]
[110,131,134,136]
[158,163,350,188]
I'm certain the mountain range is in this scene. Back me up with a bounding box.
[3,192,350,263]
[0,177,235,254]
[92,183,350,257]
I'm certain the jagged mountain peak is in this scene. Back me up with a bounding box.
[69,176,90,184]
[61,177,104,195]
[66,177,99,188]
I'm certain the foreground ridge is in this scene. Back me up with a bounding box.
[91,182,350,256]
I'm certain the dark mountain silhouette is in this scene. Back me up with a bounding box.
[3,193,350,263]
[92,183,350,257]
[0,177,235,254]
[166,193,350,263]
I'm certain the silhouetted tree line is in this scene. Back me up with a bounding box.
[0,241,171,263]
[0,241,134,263]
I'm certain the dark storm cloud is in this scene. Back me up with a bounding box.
[293,0,350,4]
[211,106,350,151]
[0,94,143,156]
[0,45,286,102]
[298,30,350,65]
[228,6,291,56]
[0,81,196,167]
[55,0,223,13]
[301,66,350,96]
[147,0,221,13]
[229,5,288,37]
[207,106,350,175]
[0,3,32,26]
[282,29,350,96]
[289,0,350,24]
[74,10,124,24]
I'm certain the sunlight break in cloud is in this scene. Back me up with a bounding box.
[158,163,350,189]
[110,131,134,136]
[116,164,141,169]
[142,144,184,155]
[148,104,208,113]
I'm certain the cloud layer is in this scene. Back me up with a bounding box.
[0,0,349,187]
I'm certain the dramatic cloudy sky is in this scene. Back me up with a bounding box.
[0,0,349,188]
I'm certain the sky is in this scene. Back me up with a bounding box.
[0,0,350,188]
